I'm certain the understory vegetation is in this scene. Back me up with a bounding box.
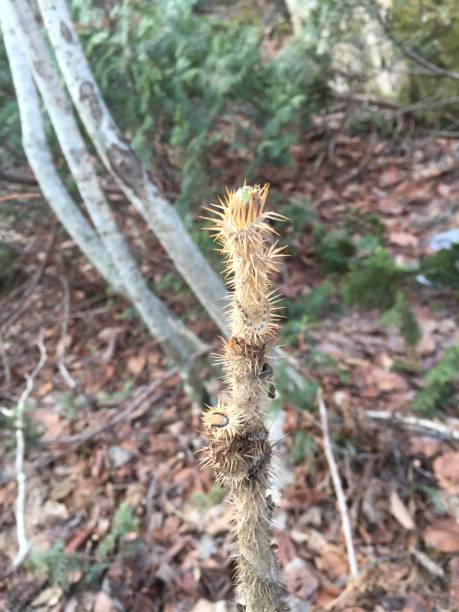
[2,0,459,608]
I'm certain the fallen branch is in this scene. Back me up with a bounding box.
[0,192,41,202]
[366,410,459,443]
[13,332,47,568]
[0,169,38,186]
[318,389,359,578]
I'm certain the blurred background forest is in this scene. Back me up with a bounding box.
[1,0,459,610]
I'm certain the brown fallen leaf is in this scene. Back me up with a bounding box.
[50,478,74,501]
[31,408,67,441]
[317,547,349,581]
[423,519,459,552]
[31,586,63,608]
[127,353,146,376]
[379,167,402,188]
[433,451,459,494]
[37,380,53,397]
[93,592,117,612]
[390,489,415,530]
[65,521,96,553]
[388,232,419,248]
[378,193,403,215]
[417,319,437,356]
[409,436,442,458]
[284,557,319,600]
[359,365,408,395]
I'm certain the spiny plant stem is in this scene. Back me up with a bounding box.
[202,185,287,611]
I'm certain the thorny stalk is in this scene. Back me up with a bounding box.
[13,332,47,568]
[202,185,287,612]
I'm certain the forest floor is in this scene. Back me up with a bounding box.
[1,125,459,612]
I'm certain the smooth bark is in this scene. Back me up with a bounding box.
[1,7,123,292]
[5,0,204,399]
[37,0,228,332]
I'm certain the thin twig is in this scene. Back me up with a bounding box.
[318,389,359,578]
[0,192,41,202]
[370,1,459,81]
[12,331,47,568]
[44,375,174,447]
[56,273,78,391]
[0,329,12,388]
[0,169,38,186]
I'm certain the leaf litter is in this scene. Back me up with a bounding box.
[1,130,459,610]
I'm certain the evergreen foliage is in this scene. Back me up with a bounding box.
[29,542,80,591]
[342,247,401,309]
[412,345,459,414]
[29,503,138,590]
[70,0,330,211]
[419,246,459,290]
[314,227,356,274]
[380,291,421,349]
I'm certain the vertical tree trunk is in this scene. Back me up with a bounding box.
[16,0,309,403]
[36,0,228,332]
[1,8,122,293]
[3,0,204,400]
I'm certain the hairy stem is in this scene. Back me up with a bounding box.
[202,186,287,611]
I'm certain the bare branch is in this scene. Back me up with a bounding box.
[12,332,47,568]
[369,1,459,82]
[1,7,204,362]
[318,389,359,578]
[367,410,459,443]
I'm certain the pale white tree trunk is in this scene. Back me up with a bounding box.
[1,5,205,358]
[4,0,204,399]
[32,0,305,399]
[36,0,228,332]
[1,7,123,293]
